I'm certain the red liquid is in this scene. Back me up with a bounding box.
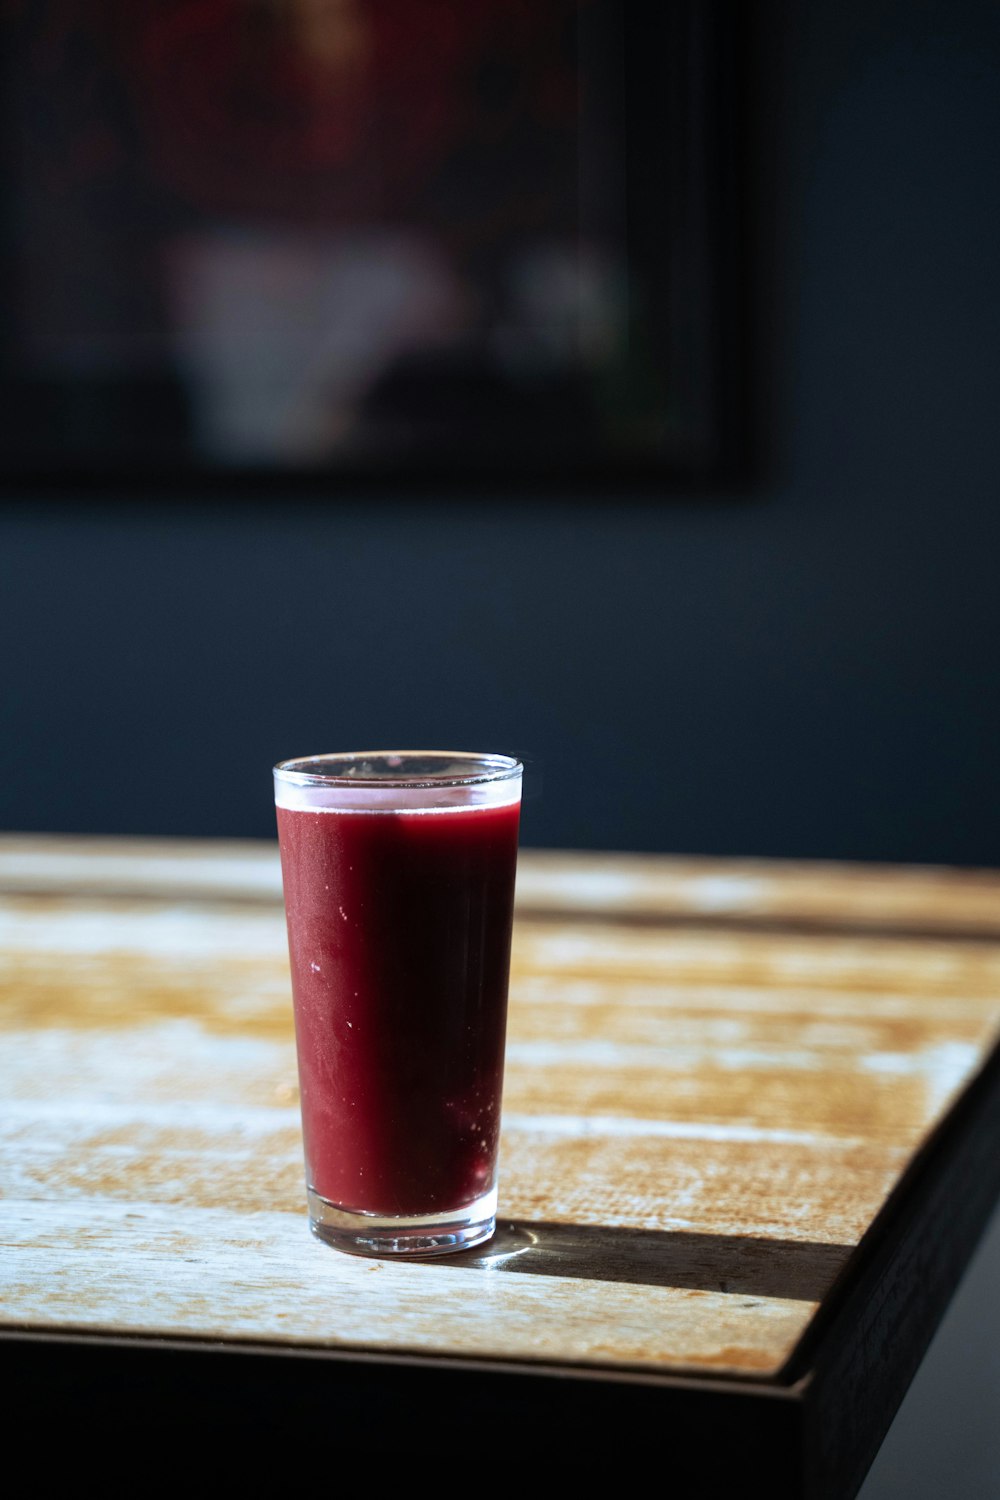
[276,799,520,1217]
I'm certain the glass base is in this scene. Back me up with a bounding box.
[306,1185,498,1259]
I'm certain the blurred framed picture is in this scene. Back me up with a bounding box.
[0,1,747,487]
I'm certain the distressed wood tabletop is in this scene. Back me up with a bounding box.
[2,834,1000,1492]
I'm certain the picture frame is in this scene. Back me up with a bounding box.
[0,1,748,491]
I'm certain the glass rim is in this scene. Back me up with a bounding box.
[273,750,523,791]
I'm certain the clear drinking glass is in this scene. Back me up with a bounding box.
[274,750,522,1257]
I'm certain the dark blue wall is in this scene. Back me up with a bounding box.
[3,0,999,863]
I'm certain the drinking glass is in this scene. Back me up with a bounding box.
[274,751,522,1257]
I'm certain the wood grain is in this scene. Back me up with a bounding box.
[1,836,999,1389]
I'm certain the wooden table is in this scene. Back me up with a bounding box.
[2,836,1000,1494]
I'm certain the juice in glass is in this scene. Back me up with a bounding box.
[274,751,522,1256]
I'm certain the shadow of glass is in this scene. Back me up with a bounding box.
[438,1220,853,1302]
